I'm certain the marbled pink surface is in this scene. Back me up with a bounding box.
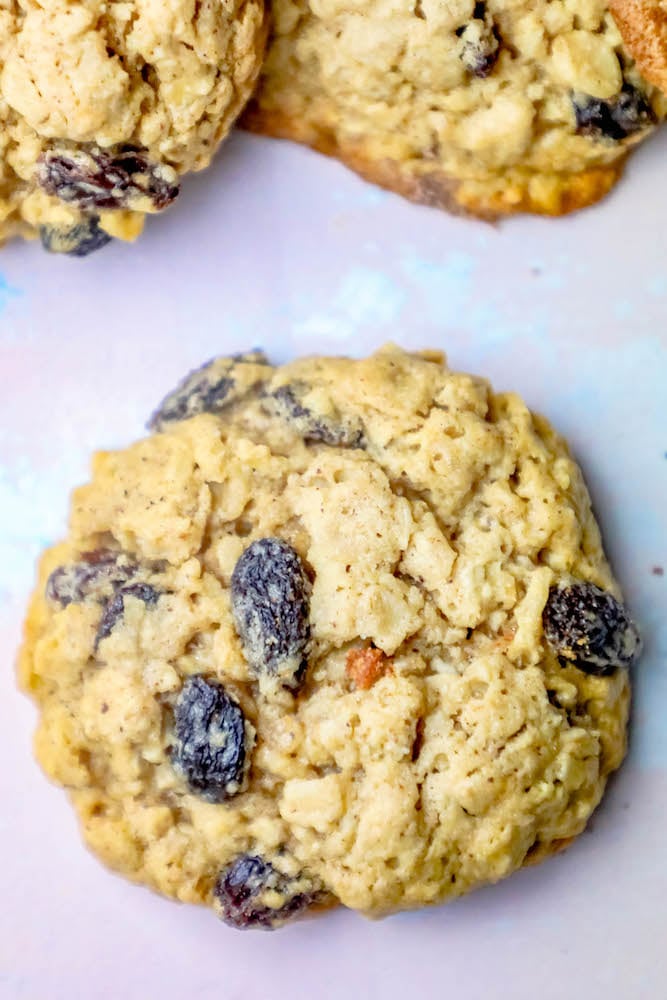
[0,130,665,1000]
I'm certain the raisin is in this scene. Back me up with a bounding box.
[46,548,138,606]
[573,85,655,141]
[172,675,250,802]
[94,582,162,648]
[231,538,311,688]
[39,145,179,212]
[214,855,319,930]
[456,3,500,78]
[39,216,112,257]
[148,351,270,432]
[261,383,365,448]
[543,582,642,675]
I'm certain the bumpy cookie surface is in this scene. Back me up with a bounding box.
[242,0,665,217]
[0,0,266,254]
[20,346,640,927]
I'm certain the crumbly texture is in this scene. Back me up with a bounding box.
[610,0,667,93]
[242,0,666,218]
[0,0,266,251]
[20,345,633,925]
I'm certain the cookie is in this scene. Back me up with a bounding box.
[610,0,667,93]
[19,345,640,928]
[0,0,267,255]
[242,0,665,218]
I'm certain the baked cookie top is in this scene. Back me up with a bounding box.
[0,0,266,254]
[243,0,666,217]
[19,346,640,928]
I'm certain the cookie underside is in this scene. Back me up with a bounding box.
[241,105,624,220]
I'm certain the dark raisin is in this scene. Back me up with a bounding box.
[543,582,642,675]
[148,350,270,432]
[39,144,179,212]
[547,689,563,709]
[95,582,162,648]
[46,548,138,606]
[261,383,365,448]
[573,85,655,141]
[214,855,319,930]
[172,675,250,801]
[231,538,311,688]
[456,3,500,78]
[39,216,112,257]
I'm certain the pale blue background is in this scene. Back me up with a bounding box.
[0,129,665,1000]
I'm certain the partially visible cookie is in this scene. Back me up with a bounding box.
[20,345,640,929]
[611,0,667,93]
[242,0,665,218]
[0,0,267,254]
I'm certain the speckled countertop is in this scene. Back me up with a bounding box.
[0,130,665,1000]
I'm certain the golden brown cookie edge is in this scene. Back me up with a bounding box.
[240,104,625,219]
[610,0,667,94]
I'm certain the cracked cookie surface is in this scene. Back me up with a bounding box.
[0,0,266,253]
[242,0,666,217]
[20,345,637,927]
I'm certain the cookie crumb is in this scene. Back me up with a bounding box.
[496,626,517,648]
[346,646,389,690]
[652,565,664,576]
